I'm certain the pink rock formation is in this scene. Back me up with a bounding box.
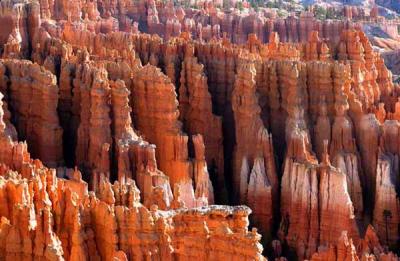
[311,226,399,260]
[231,61,278,238]
[0,59,63,168]
[0,87,265,260]
[1,1,400,259]
[178,46,225,201]
[132,64,213,207]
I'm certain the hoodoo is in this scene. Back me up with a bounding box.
[0,0,400,260]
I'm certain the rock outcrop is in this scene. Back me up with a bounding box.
[132,64,213,207]
[178,47,225,201]
[232,61,278,239]
[0,59,63,168]
[0,1,400,260]
[0,87,265,260]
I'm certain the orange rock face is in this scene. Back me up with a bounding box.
[0,87,264,260]
[0,59,63,168]
[1,0,400,260]
[178,47,226,202]
[131,64,213,207]
[231,62,278,239]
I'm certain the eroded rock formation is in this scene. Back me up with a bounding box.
[0,87,265,260]
[0,0,400,260]
[178,46,225,202]
[232,61,278,239]
[132,64,213,207]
